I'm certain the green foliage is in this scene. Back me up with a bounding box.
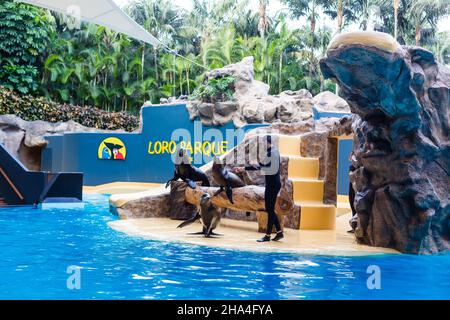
[192,76,235,102]
[0,0,448,117]
[0,0,54,94]
[0,62,38,94]
[0,86,138,131]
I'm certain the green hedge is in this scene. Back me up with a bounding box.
[0,86,139,132]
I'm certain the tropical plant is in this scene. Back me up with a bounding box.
[192,76,235,102]
[0,0,55,94]
[1,0,448,115]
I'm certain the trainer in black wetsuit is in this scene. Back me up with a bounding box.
[234,136,284,242]
[349,164,357,217]
[348,156,358,233]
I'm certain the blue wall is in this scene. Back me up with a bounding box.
[313,106,353,196]
[337,139,353,195]
[42,104,266,185]
[42,103,353,189]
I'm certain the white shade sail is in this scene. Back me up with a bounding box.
[18,0,161,47]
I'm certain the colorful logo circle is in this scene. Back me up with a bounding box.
[98,137,126,160]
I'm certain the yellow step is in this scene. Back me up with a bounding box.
[292,178,324,202]
[337,195,352,216]
[296,201,336,230]
[278,135,301,156]
[288,156,320,179]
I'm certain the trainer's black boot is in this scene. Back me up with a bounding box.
[257,235,271,242]
[272,232,284,241]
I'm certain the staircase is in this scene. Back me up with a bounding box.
[279,135,336,230]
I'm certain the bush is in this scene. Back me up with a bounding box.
[0,86,139,132]
[192,76,235,103]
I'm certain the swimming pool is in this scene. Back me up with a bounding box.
[0,194,448,300]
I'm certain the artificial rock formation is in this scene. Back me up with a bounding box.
[0,115,111,170]
[168,181,198,220]
[321,31,450,254]
[186,57,349,127]
[110,187,171,219]
[185,185,289,232]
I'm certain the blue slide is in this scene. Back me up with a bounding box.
[0,144,83,206]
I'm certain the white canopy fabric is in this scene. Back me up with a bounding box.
[19,0,161,47]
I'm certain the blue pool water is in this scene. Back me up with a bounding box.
[0,194,448,300]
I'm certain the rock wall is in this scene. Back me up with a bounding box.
[111,187,171,219]
[0,115,111,170]
[320,31,450,254]
[185,57,350,127]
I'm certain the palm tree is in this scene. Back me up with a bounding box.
[234,9,260,39]
[126,0,183,89]
[407,0,450,45]
[354,0,375,30]
[281,0,330,36]
[394,0,399,40]
[258,0,269,38]
[337,0,343,32]
[270,17,298,93]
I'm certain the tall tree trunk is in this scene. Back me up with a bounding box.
[179,69,183,96]
[394,0,399,40]
[172,54,176,97]
[310,16,316,36]
[279,50,283,94]
[415,24,421,46]
[320,72,324,92]
[258,0,268,38]
[186,68,190,95]
[337,0,343,33]
[153,47,159,88]
[141,43,145,82]
[309,1,316,79]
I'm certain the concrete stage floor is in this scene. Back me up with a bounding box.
[84,182,162,195]
[109,213,399,256]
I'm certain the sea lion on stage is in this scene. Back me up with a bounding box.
[177,193,222,237]
[211,156,245,204]
[165,147,210,189]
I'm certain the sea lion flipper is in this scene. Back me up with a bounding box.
[177,212,201,228]
[225,187,234,204]
[188,231,205,235]
[165,179,174,188]
[165,172,180,188]
[213,187,224,197]
[206,216,220,237]
[201,176,210,187]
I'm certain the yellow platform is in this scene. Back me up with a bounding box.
[278,135,336,230]
[337,195,352,216]
[288,156,320,179]
[278,135,302,156]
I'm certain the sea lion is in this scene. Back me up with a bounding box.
[165,147,210,189]
[211,156,245,204]
[177,193,222,237]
